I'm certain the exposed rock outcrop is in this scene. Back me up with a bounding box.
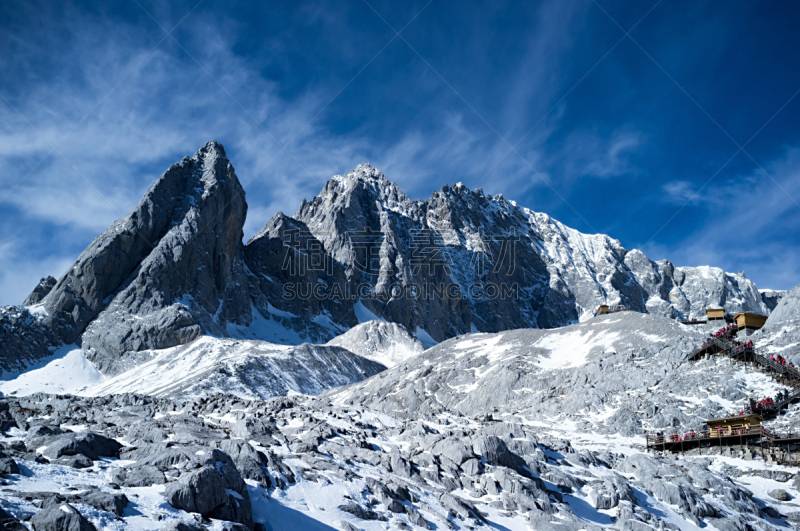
[246,164,775,341]
[23,277,57,306]
[2,151,781,377]
[38,141,252,374]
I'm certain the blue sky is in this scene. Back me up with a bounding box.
[2,0,800,305]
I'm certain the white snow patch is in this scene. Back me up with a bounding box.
[535,329,620,370]
[0,346,105,396]
[638,332,666,343]
[26,304,48,317]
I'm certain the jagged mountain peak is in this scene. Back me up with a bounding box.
[21,140,251,374]
[326,163,390,193]
[247,211,298,244]
[2,145,786,377]
[196,138,227,157]
[242,161,781,342]
[305,163,416,220]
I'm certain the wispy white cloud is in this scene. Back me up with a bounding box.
[558,128,643,180]
[661,180,702,205]
[0,0,637,304]
[643,147,800,290]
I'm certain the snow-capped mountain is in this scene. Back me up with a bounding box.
[2,139,800,531]
[256,162,779,340]
[0,141,781,378]
[0,139,788,408]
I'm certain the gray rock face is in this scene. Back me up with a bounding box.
[25,424,64,447]
[23,277,57,306]
[760,289,785,312]
[0,306,58,377]
[30,504,96,531]
[472,436,524,470]
[14,141,249,375]
[39,432,121,461]
[164,465,228,515]
[0,454,20,475]
[245,164,775,342]
[244,213,357,342]
[80,141,252,374]
[4,141,255,377]
[164,451,253,529]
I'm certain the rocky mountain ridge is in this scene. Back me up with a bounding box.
[272,163,778,339]
[0,134,798,529]
[0,141,783,378]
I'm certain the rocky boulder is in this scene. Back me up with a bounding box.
[30,504,96,531]
[110,465,166,487]
[769,488,790,501]
[40,432,121,461]
[163,449,253,529]
[165,465,228,515]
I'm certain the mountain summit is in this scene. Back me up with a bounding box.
[0,142,797,531]
[0,142,780,376]
[251,161,777,341]
[2,141,252,375]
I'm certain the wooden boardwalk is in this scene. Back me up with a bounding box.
[647,325,800,460]
[646,427,800,452]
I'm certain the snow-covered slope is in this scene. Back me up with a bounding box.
[1,322,426,402]
[325,320,425,367]
[328,312,786,438]
[0,345,105,396]
[81,336,385,400]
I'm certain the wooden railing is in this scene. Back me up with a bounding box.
[646,426,765,447]
[646,426,800,449]
[688,331,800,383]
[653,327,800,455]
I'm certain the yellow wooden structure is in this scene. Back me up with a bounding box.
[706,308,726,321]
[597,305,610,315]
[705,414,763,437]
[734,312,768,331]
